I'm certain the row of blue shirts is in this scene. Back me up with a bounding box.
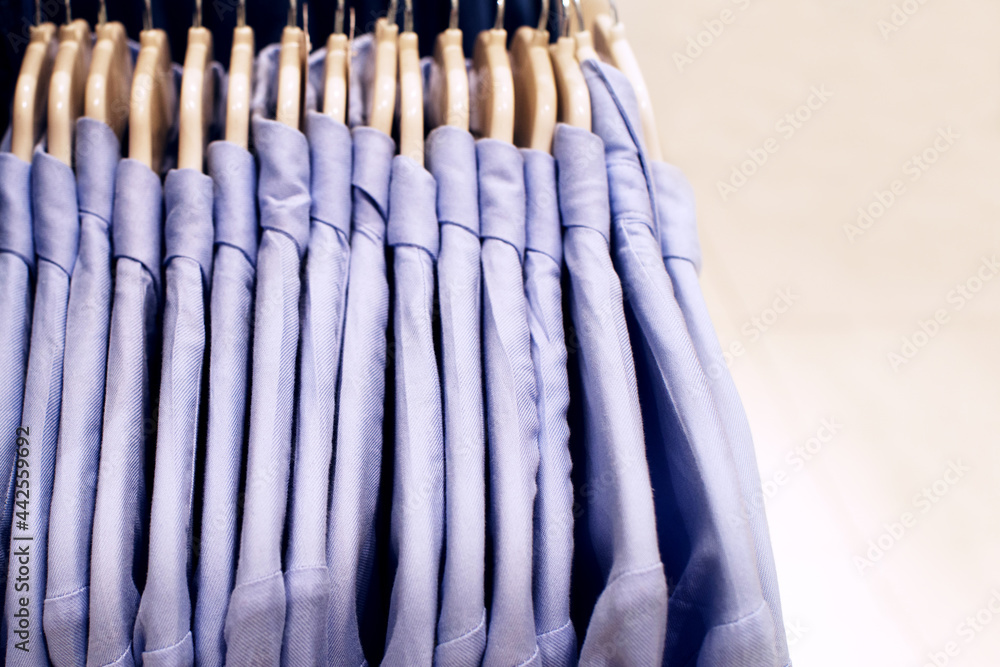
[0,34,789,667]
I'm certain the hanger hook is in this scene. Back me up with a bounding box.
[387,0,398,26]
[98,0,107,24]
[402,0,412,32]
[538,0,549,32]
[65,0,72,22]
[449,0,458,30]
[33,0,40,25]
[333,0,344,34]
[494,0,505,31]
[608,0,619,23]
[288,0,297,27]
[560,0,570,37]
[570,0,584,33]
[237,0,245,26]
[193,0,202,27]
[143,0,153,30]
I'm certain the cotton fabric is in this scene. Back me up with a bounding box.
[281,111,352,666]
[223,115,310,666]
[0,150,34,631]
[4,147,80,666]
[193,141,259,667]
[44,118,120,667]
[425,126,487,667]
[132,168,214,665]
[521,148,576,667]
[382,155,444,666]
[478,139,540,667]
[583,60,777,667]
[653,162,789,666]
[554,123,668,667]
[86,158,163,667]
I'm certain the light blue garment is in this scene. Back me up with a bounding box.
[652,162,789,666]
[44,118,119,667]
[382,155,444,666]
[325,125,394,667]
[521,148,577,667]
[224,116,310,667]
[281,111,352,666]
[3,147,79,666]
[132,168,214,666]
[553,123,668,667]
[323,34,393,666]
[478,139,540,667]
[194,141,258,667]
[583,60,778,667]
[0,151,34,632]
[87,159,163,667]
[425,126,487,667]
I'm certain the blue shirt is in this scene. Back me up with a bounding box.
[193,140,259,667]
[425,126,488,667]
[132,167,214,665]
[521,148,577,667]
[224,114,310,666]
[44,118,120,667]
[5,146,80,666]
[554,123,668,666]
[87,158,163,667]
[653,161,789,666]
[382,155,445,666]
[478,139,541,667]
[583,60,777,667]
[281,111,353,666]
[0,150,34,633]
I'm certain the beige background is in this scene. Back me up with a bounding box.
[612,0,1000,665]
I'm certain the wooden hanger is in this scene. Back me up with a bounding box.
[549,0,590,131]
[178,0,214,171]
[511,0,556,151]
[11,5,57,162]
[398,0,422,163]
[47,10,92,166]
[129,2,174,172]
[369,3,399,136]
[226,0,254,148]
[85,1,133,145]
[276,0,307,129]
[472,0,514,143]
[431,0,468,130]
[322,0,348,122]
[591,1,663,160]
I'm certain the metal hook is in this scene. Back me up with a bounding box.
[65,0,72,22]
[288,0,297,27]
[494,0,505,31]
[193,0,202,27]
[402,0,412,33]
[387,0,398,26]
[98,0,107,25]
[570,0,584,33]
[560,0,570,37]
[33,0,40,25]
[538,0,549,32]
[333,0,344,34]
[449,0,458,30]
[143,0,153,31]
[237,0,245,27]
[608,0,619,24]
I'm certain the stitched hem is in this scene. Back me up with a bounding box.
[536,617,573,639]
[143,630,192,656]
[436,608,486,648]
[44,584,88,602]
